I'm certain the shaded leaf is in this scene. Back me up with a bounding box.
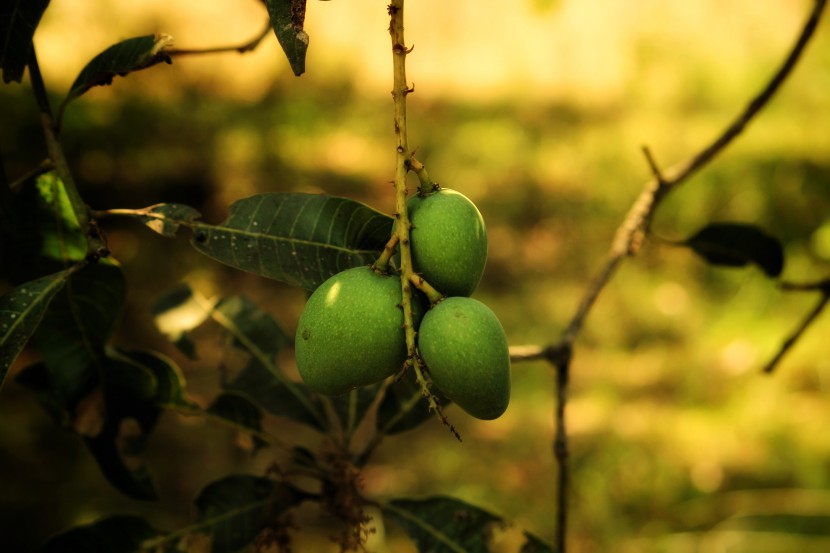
[207,392,268,452]
[195,474,309,553]
[34,262,126,410]
[0,268,70,388]
[65,34,173,104]
[213,295,291,358]
[84,356,161,500]
[190,193,392,291]
[382,496,503,553]
[210,294,329,432]
[15,362,68,425]
[520,531,557,553]
[683,222,784,277]
[134,203,201,237]
[377,370,449,435]
[264,0,308,76]
[227,359,327,432]
[40,515,162,553]
[115,348,193,408]
[729,514,830,536]
[1,0,50,83]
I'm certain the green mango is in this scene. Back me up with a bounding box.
[407,188,487,297]
[295,266,419,395]
[417,297,510,420]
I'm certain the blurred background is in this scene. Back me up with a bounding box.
[2,0,830,551]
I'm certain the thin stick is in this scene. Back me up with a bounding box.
[763,292,830,374]
[166,21,272,57]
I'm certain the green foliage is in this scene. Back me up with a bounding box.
[190,193,393,291]
[40,515,163,553]
[264,0,309,76]
[0,0,50,83]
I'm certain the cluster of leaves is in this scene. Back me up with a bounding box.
[0,3,558,551]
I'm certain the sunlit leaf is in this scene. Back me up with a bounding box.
[520,531,557,553]
[207,392,268,452]
[683,222,784,277]
[190,193,392,291]
[65,34,173,104]
[1,0,50,83]
[382,496,503,553]
[377,370,449,435]
[152,284,213,359]
[194,474,309,553]
[264,0,308,76]
[39,515,162,553]
[0,269,70,388]
[134,203,202,237]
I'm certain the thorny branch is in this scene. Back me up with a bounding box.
[508,1,827,551]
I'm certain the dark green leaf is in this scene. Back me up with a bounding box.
[115,348,193,408]
[227,359,328,432]
[134,203,202,237]
[377,370,449,435]
[151,284,211,360]
[191,193,392,291]
[207,392,268,452]
[520,531,557,553]
[1,0,50,83]
[382,496,503,553]
[34,262,125,410]
[213,295,291,358]
[15,362,68,425]
[683,222,784,277]
[84,356,161,500]
[195,474,309,553]
[0,268,70,388]
[210,294,329,431]
[65,34,173,104]
[40,515,162,553]
[264,0,308,76]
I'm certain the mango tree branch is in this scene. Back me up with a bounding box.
[561,0,826,346]
[165,20,272,57]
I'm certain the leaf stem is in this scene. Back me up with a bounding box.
[165,20,272,57]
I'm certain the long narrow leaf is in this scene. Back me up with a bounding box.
[191,193,392,291]
[1,0,51,83]
[0,269,70,387]
[264,0,308,76]
[39,515,162,553]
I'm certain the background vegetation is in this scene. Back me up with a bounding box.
[2,0,830,551]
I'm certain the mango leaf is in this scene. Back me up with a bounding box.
[83,356,161,501]
[520,531,557,553]
[377,370,449,436]
[15,362,69,425]
[133,203,202,238]
[0,268,71,388]
[34,262,126,411]
[114,348,193,409]
[683,222,784,277]
[264,0,308,76]
[64,34,173,104]
[39,515,163,553]
[382,496,503,553]
[4,172,86,283]
[211,295,328,432]
[194,474,310,553]
[190,193,392,291]
[1,0,50,83]
[227,359,327,432]
[207,392,268,452]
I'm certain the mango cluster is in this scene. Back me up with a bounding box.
[294,188,511,420]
